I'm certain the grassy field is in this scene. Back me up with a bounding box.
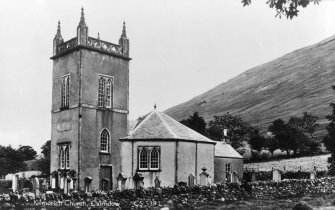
[197,194,335,210]
[244,154,331,171]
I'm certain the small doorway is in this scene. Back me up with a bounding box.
[100,165,113,191]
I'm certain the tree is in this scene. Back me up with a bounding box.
[17,145,37,161]
[180,112,207,135]
[37,140,51,175]
[0,145,27,177]
[249,129,266,153]
[207,112,254,149]
[241,0,321,19]
[268,119,295,156]
[264,134,279,156]
[324,86,335,175]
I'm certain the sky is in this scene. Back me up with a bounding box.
[1,0,335,152]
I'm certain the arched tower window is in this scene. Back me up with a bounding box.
[98,77,105,107]
[59,144,70,170]
[100,129,110,152]
[106,79,112,108]
[61,75,70,108]
[139,149,148,170]
[150,148,159,169]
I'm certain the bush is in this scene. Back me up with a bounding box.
[0,180,12,193]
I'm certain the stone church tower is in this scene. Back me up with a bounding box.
[50,8,130,191]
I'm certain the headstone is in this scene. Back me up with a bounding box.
[310,171,316,180]
[133,173,144,189]
[199,168,209,186]
[12,174,19,192]
[116,173,127,190]
[154,177,161,188]
[251,172,256,183]
[51,177,56,189]
[273,169,281,182]
[188,174,195,186]
[33,177,40,196]
[127,176,134,189]
[60,177,64,189]
[69,179,74,190]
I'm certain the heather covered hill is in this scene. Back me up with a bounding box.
[165,35,335,137]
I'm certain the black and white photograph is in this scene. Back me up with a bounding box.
[1,0,335,209]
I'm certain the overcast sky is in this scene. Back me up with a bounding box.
[1,0,335,152]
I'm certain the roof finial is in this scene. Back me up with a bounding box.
[78,7,87,27]
[121,21,127,38]
[97,32,100,40]
[154,103,157,109]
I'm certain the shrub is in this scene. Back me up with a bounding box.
[0,180,12,193]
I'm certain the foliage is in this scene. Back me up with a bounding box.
[0,145,27,177]
[207,112,254,149]
[0,180,12,194]
[324,86,335,175]
[179,112,207,135]
[241,0,321,19]
[268,119,295,155]
[37,140,51,176]
[249,129,266,153]
[17,145,37,161]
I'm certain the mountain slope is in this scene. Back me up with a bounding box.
[165,35,335,137]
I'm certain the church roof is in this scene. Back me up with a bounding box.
[122,109,216,144]
[215,142,243,159]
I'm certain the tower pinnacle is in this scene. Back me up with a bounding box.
[53,21,64,56]
[78,7,87,27]
[121,21,127,38]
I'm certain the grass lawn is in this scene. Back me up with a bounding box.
[244,154,330,172]
[196,194,335,210]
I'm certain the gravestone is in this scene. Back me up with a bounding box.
[226,172,232,183]
[188,174,195,186]
[116,173,127,190]
[69,179,74,190]
[12,174,19,192]
[272,169,281,182]
[154,177,161,188]
[200,167,209,186]
[60,177,64,189]
[251,172,256,183]
[310,171,316,180]
[51,177,56,189]
[33,177,40,196]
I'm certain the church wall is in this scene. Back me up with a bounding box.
[129,141,176,188]
[214,157,243,183]
[196,143,215,184]
[81,49,129,110]
[177,142,196,183]
[51,52,80,174]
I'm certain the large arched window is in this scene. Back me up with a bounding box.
[106,79,112,108]
[59,144,70,169]
[100,129,110,152]
[139,149,148,170]
[98,77,105,107]
[150,148,159,169]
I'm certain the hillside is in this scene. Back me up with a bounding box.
[165,35,335,138]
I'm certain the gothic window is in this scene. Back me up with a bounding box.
[98,77,105,107]
[59,144,70,169]
[61,76,70,108]
[100,129,110,152]
[98,76,113,108]
[138,147,160,171]
[150,148,159,169]
[106,79,112,108]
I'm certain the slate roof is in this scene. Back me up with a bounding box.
[215,142,243,159]
[122,109,216,144]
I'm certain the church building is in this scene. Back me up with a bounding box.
[50,9,243,192]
